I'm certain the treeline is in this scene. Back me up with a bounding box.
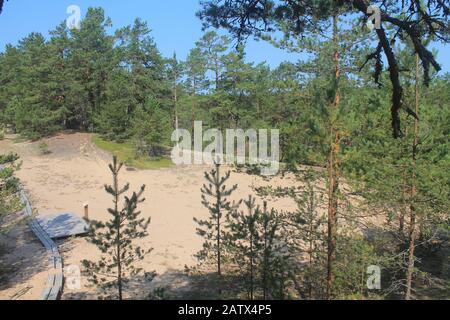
[1,8,448,166]
[0,8,171,154]
[0,7,396,164]
[0,7,315,161]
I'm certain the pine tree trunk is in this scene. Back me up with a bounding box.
[174,73,179,140]
[113,165,123,300]
[399,212,405,236]
[400,166,408,238]
[263,227,268,300]
[217,209,221,277]
[262,203,268,300]
[405,52,420,300]
[250,224,254,300]
[215,165,222,280]
[215,57,220,90]
[309,197,314,300]
[326,11,341,301]
[192,79,197,133]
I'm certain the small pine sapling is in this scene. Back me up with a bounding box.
[82,156,153,300]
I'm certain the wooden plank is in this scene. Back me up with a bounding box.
[41,275,55,300]
[48,273,64,300]
[37,212,89,239]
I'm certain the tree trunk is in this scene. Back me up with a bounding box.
[113,164,123,300]
[215,56,220,90]
[192,78,197,134]
[326,11,341,301]
[405,52,420,300]
[309,192,314,300]
[215,165,222,291]
[262,202,268,300]
[174,72,179,142]
[400,158,408,238]
[250,228,254,300]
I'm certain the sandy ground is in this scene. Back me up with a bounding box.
[0,132,298,300]
[0,217,49,300]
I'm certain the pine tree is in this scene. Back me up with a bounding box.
[343,47,450,300]
[258,202,285,300]
[95,18,169,141]
[47,22,73,130]
[404,47,421,301]
[226,195,259,299]
[82,156,153,300]
[272,6,349,299]
[227,197,286,300]
[69,7,114,131]
[185,47,208,130]
[94,70,134,142]
[198,0,447,138]
[132,96,171,158]
[194,162,240,294]
[167,53,184,139]
[196,31,230,91]
[288,174,327,299]
[117,18,167,103]
[325,9,342,300]
[5,32,63,139]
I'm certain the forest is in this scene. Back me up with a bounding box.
[0,1,449,301]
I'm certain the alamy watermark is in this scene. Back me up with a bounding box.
[367,265,382,290]
[66,5,81,30]
[171,121,280,176]
[65,265,81,290]
[367,5,381,30]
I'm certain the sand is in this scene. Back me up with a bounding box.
[0,132,298,300]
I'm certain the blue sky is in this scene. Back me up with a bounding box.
[1,0,449,73]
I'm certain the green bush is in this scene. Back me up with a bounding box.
[38,142,52,155]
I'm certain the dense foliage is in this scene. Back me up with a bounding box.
[0,153,21,236]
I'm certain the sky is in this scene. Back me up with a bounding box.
[1,0,449,73]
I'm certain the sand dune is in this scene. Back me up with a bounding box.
[0,132,298,299]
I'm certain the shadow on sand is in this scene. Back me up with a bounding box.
[0,212,48,297]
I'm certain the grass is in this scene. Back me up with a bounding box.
[92,135,173,170]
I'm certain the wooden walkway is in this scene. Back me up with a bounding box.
[1,162,63,300]
[20,190,64,300]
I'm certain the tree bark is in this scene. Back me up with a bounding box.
[215,165,222,280]
[192,78,197,134]
[113,162,123,301]
[174,70,179,140]
[215,55,220,90]
[326,11,341,301]
[405,52,421,300]
[250,224,254,300]
[309,190,314,300]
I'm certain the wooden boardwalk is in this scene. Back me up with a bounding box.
[1,162,64,300]
[20,190,64,300]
